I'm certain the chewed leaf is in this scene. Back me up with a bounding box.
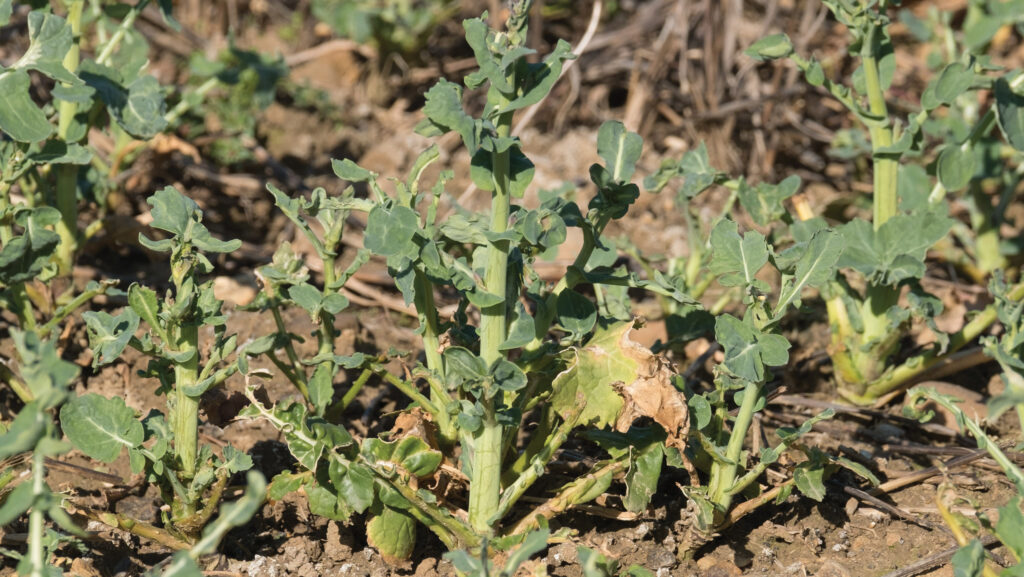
[82,310,140,367]
[551,321,689,452]
[597,121,643,182]
[61,394,144,463]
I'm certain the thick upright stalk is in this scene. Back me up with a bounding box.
[173,323,200,486]
[470,105,515,533]
[54,0,85,275]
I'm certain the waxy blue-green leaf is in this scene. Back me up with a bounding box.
[0,70,53,142]
[708,220,770,291]
[463,17,513,93]
[745,33,793,61]
[500,301,537,350]
[362,436,442,478]
[331,461,375,514]
[25,141,92,166]
[932,62,975,106]
[364,204,420,257]
[309,363,334,416]
[793,465,826,501]
[597,121,643,182]
[16,12,78,84]
[995,496,1024,561]
[715,315,790,382]
[995,76,1024,152]
[422,79,479,151]
[0,405,46,460]
[0,0,10,26]
[61,394,144,463]
[367,506,417,563]
[82,310,140,367]
[500,39,575,114]
[332,158,374,182]
[469,146,535,198]
[128,283,162,334]
[937,143,975,191]
[557,290,597,338]
[79,61,168,139]
[838,210,952,285]
[774,229,843,318]
[12,330,77,409]
[624,441,662,513]
[737,175,800,227]
[0,207,61,284]
[951,539,985,577]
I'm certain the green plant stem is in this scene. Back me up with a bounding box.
[413,269,452,440]
[508,456,630,536]
[165,77,220,125]
[494,400,585,522]
[38,280,115,338]
[845,281,1024,403]
[267,303,309,398]
[968,186,1007,275]
[54,0,85,276]
[470,95,515,533]
[96,0,149,66]
[707,380,760,513]
[172,323,200,488]
[375,366,437,414]
[343,368,373,409]
[78,506,191,551]
[27,451,46,577]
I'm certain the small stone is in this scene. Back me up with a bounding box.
[816,560,852,577]
[696,556,741,576]
[549,542,577,566]
[646,546,676,569]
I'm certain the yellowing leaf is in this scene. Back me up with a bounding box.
[550,321,689,451]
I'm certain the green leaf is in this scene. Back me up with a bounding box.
[82,310,140,367]
[937,144,975,191]
[128,283,162,333]
[147,186,198,236]
[0,405,46,460]
[25,141,92,166]
[951,539,985,577]
[469,146,535,198]
[623,441,663,513]
[745,33,794,61]
[597,121,643,182]
[287,282,323,316]
[500,39,575,114]
[0,482,33,526]
[737,175,800,227]
[714,315,790,382]
[367,506,417,563]
[774,229,843,317]
[61,394,143,463]
[0,0,10,26]
[331,158,374,182]
[0,70,53,142]
[502,529,551,574]
[557,290,597,338]
[995,76,1024,152]
[421,79,478,151]
[932,63,975,106]
[268,470,309,501]
[0,207,60,284]
[995,496,1024,560]
[490,358,527,392]
[79,61,167,139]
[16,12,78,84]
[308,363,334,416]
[793,465,826,501]
[708,220,769,291]
[364,204,419,257]
[838,211,952,285]
[12,330,77,409]
[328,461,375,514]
